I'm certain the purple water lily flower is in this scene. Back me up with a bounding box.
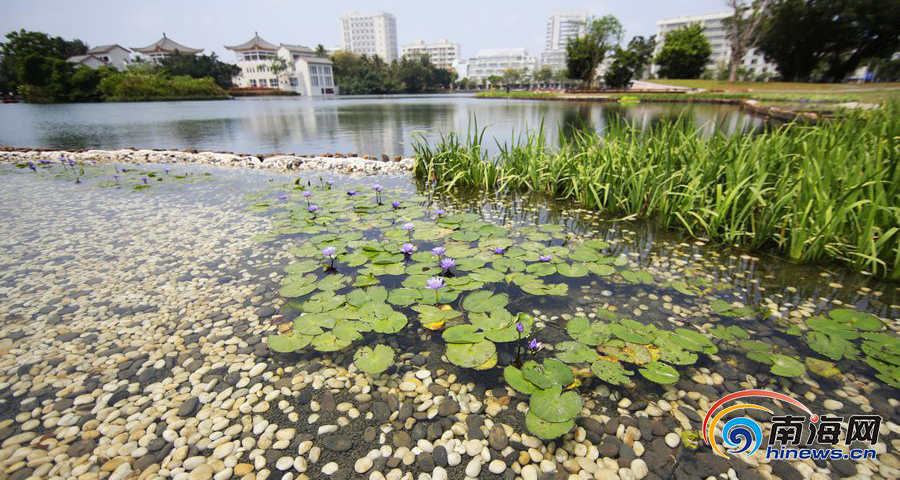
[493,247,506,255]
[28,162,36,171]
[39,159,50,164]
[434,209,445,217]
[303,190,312,197]
[113,174,119,180]
[539,255,552,262]
[141,177,148,184]
[326,180,334,188]
[308,204,319,212]
[347,190,357,196]
[400,243,414,254]
[164,167,170,174]
[373,184,384,192]
[426,276,444,290]
[68,159,76,166]
[528,338,542,351]
[277,193,288,202]
[516,322,525,333]
[440,257,455,270]
[402,222,415,231]
[392,201,401,209]
[322,247,336,258]
[431,246,445,256]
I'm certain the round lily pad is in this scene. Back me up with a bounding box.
[590,359,633,385]
[638,362,679,384]
[354,344,394,374]
[445,340,497,369]
[525,410,575,440]
[267,331,312,353]
[529,385,583,423]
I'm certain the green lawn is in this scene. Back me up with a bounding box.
[648,79,900,92]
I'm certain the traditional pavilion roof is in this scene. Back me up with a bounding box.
[225,33,279,51]
[87,44,131,54]
[131,34,203,54]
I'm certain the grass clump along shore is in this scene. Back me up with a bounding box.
[413,103,899,279]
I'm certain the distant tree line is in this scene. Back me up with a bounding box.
[561,0,898,86]
[331,52,457,94]
[0,29,239,102]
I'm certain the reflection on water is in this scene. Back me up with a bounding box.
[0,95,771,156]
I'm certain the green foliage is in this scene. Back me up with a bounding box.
[604,35,656,88]
[0,29,87,92]
[756,0,900,82]
[413,105,900,279]
[98,72,228,101]
[353,344,394,374]
[157,52,241,88]
[331,51,455,94]
[654,24,712,79]
[566,15,624,87]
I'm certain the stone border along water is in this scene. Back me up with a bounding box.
[0,148,414,175]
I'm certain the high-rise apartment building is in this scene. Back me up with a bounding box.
[541,11,590,71]
[400,39,460,70]
[340,12,398,62]
[653,12,776,77]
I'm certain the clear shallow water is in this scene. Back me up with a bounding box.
[0,164,897,479]
[0,95,771,156]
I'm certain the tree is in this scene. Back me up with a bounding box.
[0,29,87,92]
[756,0,900,82]
[604,35,658,87]
[628,36,656,80]
[157,52,242,88]
[501,68,522,86]
[315,44,328,58]
[723,0,769,83]
[565,15,624,88]
[533,66,553,87]
[654,24,712,79]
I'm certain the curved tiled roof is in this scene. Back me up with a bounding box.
[225,33,279,51]
[132,35,203,54]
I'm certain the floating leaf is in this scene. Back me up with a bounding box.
[284,260,320,274]
[769,354,806,377]
[638,362,679,384]
[267,331,312,353]
[354,345,394,374]
[312,332,352,352]
[387,288,421,306]
[555,341,599,364]
[671,328,718,354]
[566,317,611,346]
[445,340,497,368]
[529,385,583,423]
[556,263,588,277]
[828,309,883,331]
[504,365,538,394]
[462,290,509,313]
[805,357,840,379]
[609,323,654,344]
[591,359,633,385]
[443,324,485,343]
[525,410,574,439]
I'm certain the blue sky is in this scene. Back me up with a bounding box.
[1,0,726,61]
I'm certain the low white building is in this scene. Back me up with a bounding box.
[400,39,460,70]
[653,12,776,78]
[66,44,132,70]
[226,33,335,96]
[466,48,537,82]
[131,34,203,64]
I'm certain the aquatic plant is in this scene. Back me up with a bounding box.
[353,344,394,374]
[253,182,897,441]
[413,104,900,279]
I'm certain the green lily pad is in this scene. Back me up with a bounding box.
[525,410,574,439]
[769,354,806,377]
[522,358,574,388]
[805,357,841,378]
[503,365,538,395]
[284,259,320,274]
[609,323,654,344]
[671,328,718,354]
[462,290,509,313]
[638,362,679,384]
[317,274,349,291]
[267,331,312,353]
[828,309,883,331]
[566,317,611,346]
[529,385,583,423]
[556,263,588,277]
[387,288,421,306]
[555,341,600,364]
[445,340,497,368]
[353,344,394,374]
[591,359,633,385]
[312,332,352,352]
[443,324,485,344]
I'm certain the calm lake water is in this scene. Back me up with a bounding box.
[0,94,770,156]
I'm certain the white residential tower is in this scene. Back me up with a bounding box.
[340,12,398,62]
[541,11,590,71]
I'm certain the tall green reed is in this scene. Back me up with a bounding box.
[413,104,899,279]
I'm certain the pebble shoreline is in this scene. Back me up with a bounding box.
[0,149,414,175]
[0,160,898,480]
